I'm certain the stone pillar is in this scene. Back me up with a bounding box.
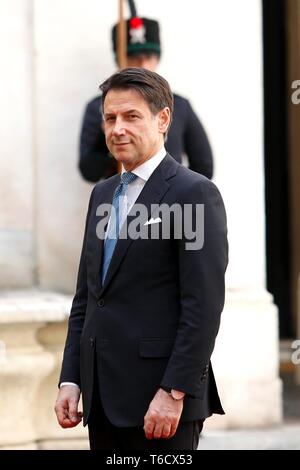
[36,315,88,449]
[0,0,35,288]
[0,290,88,450]
[211,292,281,428]
[0,292,53,449]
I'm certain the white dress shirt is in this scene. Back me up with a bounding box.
[60,146,166,390]
[109,145,167,235]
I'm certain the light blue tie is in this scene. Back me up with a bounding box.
[101,171,137,283]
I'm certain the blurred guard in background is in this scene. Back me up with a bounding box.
[79,3,213,182]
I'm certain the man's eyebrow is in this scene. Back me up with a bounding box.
[124,109,141,114]
[104,109,141,117]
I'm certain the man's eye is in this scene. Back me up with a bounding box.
[128,115,138,120]
[105,117,115,122]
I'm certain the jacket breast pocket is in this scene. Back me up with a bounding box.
[139,338,175,358]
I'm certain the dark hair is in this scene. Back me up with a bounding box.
[99,68,173,136]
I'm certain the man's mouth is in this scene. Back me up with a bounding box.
[113,142,130,145]
[113,142,131,146]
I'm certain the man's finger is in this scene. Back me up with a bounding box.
[55,409,75,428]
[55,401,68,424]
[144,423,155,439]
[58,412,81,428]
[55,407,66,426]
[169,421,179,438]
[153,423,164,439]
[68,398,80,423]
[55,401,82,428]
[144,415,155,440]
[161,423,172,439]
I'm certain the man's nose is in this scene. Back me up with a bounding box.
[112,118,126,136]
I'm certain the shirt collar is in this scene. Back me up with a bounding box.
[121,146,166,182]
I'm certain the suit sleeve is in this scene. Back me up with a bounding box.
[78,100,116,182]
[161,179,228,398]
[59,188,95,387]
[184,100,214,179]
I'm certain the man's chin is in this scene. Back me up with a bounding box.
[114,152,132,164]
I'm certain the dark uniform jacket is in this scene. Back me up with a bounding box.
[79,94,213,182]
[60,154,228,427]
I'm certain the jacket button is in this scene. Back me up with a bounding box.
[97,298,105,307]
[90,337,94,347]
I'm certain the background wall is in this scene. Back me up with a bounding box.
[27,0,264,294]
[0,0,34,288]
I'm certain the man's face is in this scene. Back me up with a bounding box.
[103,88,170,171]
[126,53,159,72]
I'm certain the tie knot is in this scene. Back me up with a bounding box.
[121,171,137,186]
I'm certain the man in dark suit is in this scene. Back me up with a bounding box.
[79,15,213,182]
[55,68,228,450]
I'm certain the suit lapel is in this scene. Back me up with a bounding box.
[100,154,179,294]
[91,175,120,295]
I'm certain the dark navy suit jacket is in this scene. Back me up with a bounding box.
[60,154,228,427]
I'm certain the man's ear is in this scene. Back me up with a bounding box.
[158,107,171,134]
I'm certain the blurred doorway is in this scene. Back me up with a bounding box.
[263,0,291,338]
[263,0,300,339]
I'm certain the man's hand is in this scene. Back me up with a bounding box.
[54,385,83,428]
[143,388,184,440]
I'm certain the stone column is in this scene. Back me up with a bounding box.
[0,291,54,449]
[0,0,35,288]
[0,290,88,450]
